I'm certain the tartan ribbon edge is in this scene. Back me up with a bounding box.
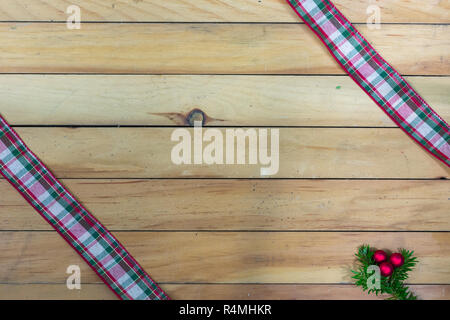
[0,114,169,300]
[287,0,450,167]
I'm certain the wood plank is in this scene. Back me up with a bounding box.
[1,75,448,127]
[162,284,450,300]
[1,24,448,75]
[1,283,448,300]
[8,127,449,179]
[0,0,447,23]
[1,179,449,231]
[0,232,448,284]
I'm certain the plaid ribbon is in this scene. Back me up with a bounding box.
[287,0,450,166]
[0,115,169,300]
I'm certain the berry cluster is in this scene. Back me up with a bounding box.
[373,250,405,277]
[352,245,418,300]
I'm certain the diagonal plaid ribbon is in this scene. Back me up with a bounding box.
[0,115,169,300]
[287,0,449,166]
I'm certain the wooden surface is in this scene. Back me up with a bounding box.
[0,0,449,300]
[2,232,449,283]
[1,24,448,75]
[0,0,448,23]
[9,127,450,179]
[2,76,449,127]
[2,284,449,300]
[2,179,449,231]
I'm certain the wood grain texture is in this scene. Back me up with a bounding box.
[10,127,449,179]
[1,75,448,127]
[1,232,449,284]
[0,0,447,23]
[1,23,448,75]
[0,0,448,301]
[1,179,449,231]
[1,284,449,300]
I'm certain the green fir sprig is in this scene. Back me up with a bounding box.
[351,245,419,300]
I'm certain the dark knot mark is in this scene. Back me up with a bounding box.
[149,108,224,126]
[186,108,206,126]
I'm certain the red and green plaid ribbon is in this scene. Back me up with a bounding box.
[0,115,169,300]
[287,0,449,166]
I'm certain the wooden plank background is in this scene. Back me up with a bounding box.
[1,24,448,74]
[0,0,449,300]
[0,0,448,23]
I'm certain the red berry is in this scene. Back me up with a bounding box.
[379,261,394,277]
[390,253,405,268]
[373,250,388,264]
